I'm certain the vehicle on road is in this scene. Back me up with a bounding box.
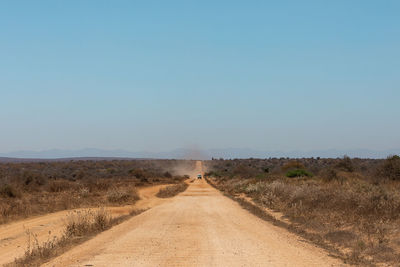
[197,174,202,179]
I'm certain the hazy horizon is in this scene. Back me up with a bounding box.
[1,147,400,160]
[1,1,399,154]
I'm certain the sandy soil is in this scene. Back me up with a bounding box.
[0,184,170,266]
[43,162,346,267]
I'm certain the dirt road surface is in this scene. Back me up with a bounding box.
[0,184,171,266]
[44,162,345,267]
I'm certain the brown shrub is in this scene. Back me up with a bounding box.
[335,155,354,172]
[84,178,111,192]
[232,164,257,178]
[378,155,400,180]
[47,180,72,192]
[156,183,188,198]
[64,208,112,237]
[324,230,357,245]
[163,171,172,178]
[0,184,20,198]
[281,161,305,171]
[107,188,139,203]
[129,168,149,182]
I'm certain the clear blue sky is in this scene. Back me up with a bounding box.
[1,1,399,153]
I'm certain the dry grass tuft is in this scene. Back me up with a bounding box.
[64,208,112,237]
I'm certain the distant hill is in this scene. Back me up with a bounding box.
[0,148,399,161]
[0,157,143,163]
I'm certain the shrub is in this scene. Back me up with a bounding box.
[79,187,90,198]
[378,155,400,180]
[93,208,112,231]
[22,171,46,186]
[320,167,338,181]
[282,161,305,171]
[64,210,93,237]
[335,155,354,172]
[156,183,188,198]
[286,169,313,178]
[0,184,19,198]
[107,188,139,203]
[163,171,172,178]
[232,164,257,178]
[64,208,112,237]
[129,168,149,181]
[47,180,71,192]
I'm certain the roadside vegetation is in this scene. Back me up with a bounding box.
[8,208,146,267]
[205,156,400,266]
[0,160,193,224]
[156,183,189,198]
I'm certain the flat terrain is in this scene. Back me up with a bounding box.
[0,184,171,266]
[43,162,344,267]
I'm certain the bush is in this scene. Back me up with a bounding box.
[163,171,172,178]
[156,183,188,198]
[320,167,338,181]
[0,184,19,198]
[107,188,139,203]
[378,155,400,180]
[282,161,305,171]
[232,164,257,178]
[64,208,112,237]
[47,180,71,192]
[335,155,354,172]
[22,171,46,186]
[129,168,149,181]
[286,169,313,178]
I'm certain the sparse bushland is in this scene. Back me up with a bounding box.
[205,156,400,266]
[8,208,146,267]
[156,183,189,198]
[285,169,313,177]
[0,160,194,224]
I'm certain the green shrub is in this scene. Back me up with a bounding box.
[286,169,313,178]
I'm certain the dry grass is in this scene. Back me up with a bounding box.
[8,208,146,267]
[107,187,140,204]
[0,179,140,225]
[0,160,193,224]
[156,183,188,198]
[205,157,400,266]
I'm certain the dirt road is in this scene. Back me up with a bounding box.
[0,184,171,266]
[44,162,345,267]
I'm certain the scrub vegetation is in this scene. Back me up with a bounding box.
[8,208,146,267]
[0,159,193,224]
[156,183,189,198]
[205,155,400,266]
